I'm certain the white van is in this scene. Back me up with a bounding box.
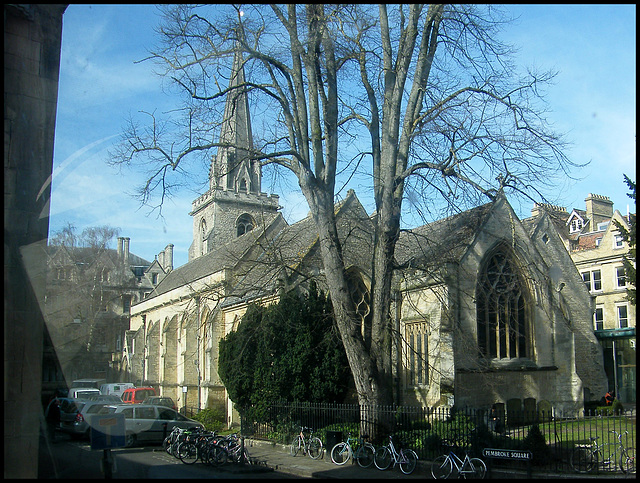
[68,387,101,399]
[71,378,106,389]
[100,383,134,399]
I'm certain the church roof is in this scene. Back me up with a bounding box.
[148,213,288,298]
[143,190,374,306]
[395,201,495,269]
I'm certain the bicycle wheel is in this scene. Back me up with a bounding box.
[356,443,375,468]
[570,447,597,473]
[330,442,351,465]
[620,448,636,475]
[431,455,453,479]
[209,445,228,466]
[466,457,487,479]
[163,436,174,456]
[178,441,198,465]
[290,435,302,456]
[399,449,418,475]
[308,437,323,460]
[374,446,392,470]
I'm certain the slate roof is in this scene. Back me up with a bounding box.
[148,213,288,298]
[395,201,495,268]
[143,190,374,306]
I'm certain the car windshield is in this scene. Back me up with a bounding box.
[64,402,85,413]
[97,406,117,415]
[133,390,154,402]
[85,404,107,414]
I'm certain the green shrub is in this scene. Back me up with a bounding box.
[612,400,625,415]
[193,407,226,432]
[522,424,550,465]
[594,401,625,416]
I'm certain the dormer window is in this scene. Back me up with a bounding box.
[567,212,585,234]
[569,218,583,233]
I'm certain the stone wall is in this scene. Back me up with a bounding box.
[4,4,67,477]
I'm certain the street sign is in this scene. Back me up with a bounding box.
[91,413,126,450]
[482,448,532,460]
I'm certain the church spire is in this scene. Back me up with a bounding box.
[210,45,261,194]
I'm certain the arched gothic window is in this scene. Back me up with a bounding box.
[236,214,254,237]
[476,245,530,360]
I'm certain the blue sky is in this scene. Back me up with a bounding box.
[50,4,636,269]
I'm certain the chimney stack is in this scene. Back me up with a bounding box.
[585,194,613,228]
[165,244,174,272]
[123,237,130,266]
[117,237,123,260]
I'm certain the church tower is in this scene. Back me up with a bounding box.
[188,47,280,261]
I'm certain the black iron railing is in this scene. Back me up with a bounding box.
[236,401,636,474]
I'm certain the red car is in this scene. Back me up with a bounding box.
[121,387,156,404]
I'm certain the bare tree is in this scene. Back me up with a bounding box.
[110,4,581,407]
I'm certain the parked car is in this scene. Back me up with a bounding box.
[67,387,101,399]
[121,387,156,404]
[99,382,134,399]
[142,396,177,411]
[60,400,114,439]
[70,378,106,390]
[97,404,204,447]
[59,400,87,434]
[83,394,123,403]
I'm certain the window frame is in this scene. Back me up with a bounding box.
[582,269,602,292]
[236,213,255,237]
[404,321,429,388]
[615,266,627,289]
[594,306,604,331]
[614,234,624,249]
[476,245,532,362]
[617,304,629,328]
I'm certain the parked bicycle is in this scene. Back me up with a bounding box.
[570,430,635,475]
[163,426,189,458]
[290,426,323,459]
[217,433,251,465]
[330,431,376,468]
[373,434,419,474]
[177,429,217,465]
[431,439,486,479]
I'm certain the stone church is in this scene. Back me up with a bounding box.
[127,49,607,425]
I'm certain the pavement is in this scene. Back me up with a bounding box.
[219,438,631,479]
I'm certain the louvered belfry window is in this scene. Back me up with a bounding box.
[476,246,529,360]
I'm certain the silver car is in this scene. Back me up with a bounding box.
[97,404,204,447]
[60,400,114,439]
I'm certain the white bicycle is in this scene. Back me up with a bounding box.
[431,440,486,479]
[373,434,419,474]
